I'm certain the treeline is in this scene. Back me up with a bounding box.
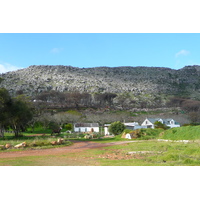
[32,90,166,110]
[2,86,200,138]
[0,88,132,137]
[167,97,200,123]
[34,90,117,109]
[34,91,200,125]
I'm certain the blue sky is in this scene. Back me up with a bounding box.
[1,33,200,73]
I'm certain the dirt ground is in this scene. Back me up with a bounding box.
[0,140,135,159]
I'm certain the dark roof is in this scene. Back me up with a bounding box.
[147,118,161,124]
[147,118,180,125]
[74,123,99,127]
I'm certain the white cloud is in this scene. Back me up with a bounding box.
[175,50,190,57]
[0,63,21,73]
[50,48,63,54]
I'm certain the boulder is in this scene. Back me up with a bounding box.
[5,143,12,149]
[121,132,126,139]
[57,138,64,144]
[84,134,92,139]
[125,133,131,139]
[50,141,57,145]
[14,142,27,148]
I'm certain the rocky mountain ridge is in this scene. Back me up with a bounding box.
[0,65,200,100]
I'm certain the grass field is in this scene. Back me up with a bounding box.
[0,133,72,152]
[1,140,200,166]
[1,125,200,166]
[161,125,200,140]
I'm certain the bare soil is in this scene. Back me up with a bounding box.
[0,140,135,159]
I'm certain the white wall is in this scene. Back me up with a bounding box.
[104,127,109,135]
[141,119,154,128]
[74,127,99,132]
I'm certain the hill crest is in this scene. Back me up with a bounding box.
[0,65,200,100]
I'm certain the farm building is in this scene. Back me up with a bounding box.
[74,123,99,133]
[141,118,180,129]
[104,122,141,135]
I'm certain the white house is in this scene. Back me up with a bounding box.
[104,122,141,135]
[104,124,111,135]
[141,118,180,129]
[74,123,99,133]
[124,122,142,130]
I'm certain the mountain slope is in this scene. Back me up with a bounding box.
[0,65,200,100]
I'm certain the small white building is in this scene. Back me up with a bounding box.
[104,124,111,135]
[141,118,180,129]
[104,122,141,135]
[74,123,99,133]
[124,122,142,130]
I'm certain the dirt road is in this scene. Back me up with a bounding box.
[0,140,135,159]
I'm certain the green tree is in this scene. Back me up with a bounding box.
[49,121,60,130]
[8,98,33,137]
[64,123,73,131]
[108,121,126,135]
[154,121,169,130]
[0,88,12,137]
[0,88,34,137]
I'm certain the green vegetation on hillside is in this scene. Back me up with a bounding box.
[161,126,200,140]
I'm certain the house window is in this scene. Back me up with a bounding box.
[146,120,148,124]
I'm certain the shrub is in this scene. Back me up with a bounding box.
[123,129,133,134]
[154,121,169,130]
[78,133,85,138]
[108,121,126,135]
[49,121,60,130]
[132,128,162,140]
[64,123,73,130]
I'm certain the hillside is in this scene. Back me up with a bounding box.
[161,125,200,140]
[0,65,200,108]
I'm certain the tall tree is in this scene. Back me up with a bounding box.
[0,88,34,137]
[0,88,12,137]
[8,98,33,137]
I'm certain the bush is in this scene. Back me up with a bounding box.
[129,128,163,140]
[182,123,200,126]
[123,129,133,134]
[154,121,169,130]
[78,133,85,138]
[49,121,60,130]
[64,123,73,130]
[108,121,126,135]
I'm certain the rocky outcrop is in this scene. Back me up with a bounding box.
[0,65,200,99]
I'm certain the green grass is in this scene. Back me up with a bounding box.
[0,133,72,152]
[1,140,200,166]
[26,127,69,134]
[93,140,200,166]
[161,125,200,140]
[1,125,200,165]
